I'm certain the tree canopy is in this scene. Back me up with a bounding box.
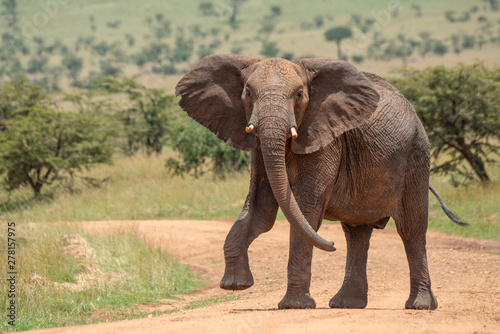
[0,81,115,195]
[324,26,352,59]
[391,63,500,184]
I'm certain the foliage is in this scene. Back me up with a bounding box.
[324,26,352,58]
[199,1,216,16]
[0,106,115,195]
[27,55,49,74]
[351,54,365,63]
[62,53,84,79]
[482,0,500,11]
[382,34,415,64]
[0,80,49,129]
[1,0,500,90]
[166,115,251,179]
[391,63,500,184]
[103,77,173,155]
[170,36,194,63]
[227,0,248,28]
[325,26,352,42]
[2,0,17,26]
[260,41,280,58]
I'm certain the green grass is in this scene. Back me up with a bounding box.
[0,222,202,332]
[0,152,253,223]
[428,169,500,240]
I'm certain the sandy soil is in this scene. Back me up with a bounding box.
[25,220,500,334]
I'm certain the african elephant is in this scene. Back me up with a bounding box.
[175,55,467,310]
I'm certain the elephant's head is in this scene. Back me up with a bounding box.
[175,55,380,252]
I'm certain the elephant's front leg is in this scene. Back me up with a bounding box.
[278,206,325,309]
[220,149,279,290]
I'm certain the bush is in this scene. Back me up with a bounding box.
[351,54,365,63]
[166,115,250,178]
[152,64,177,74]
[432,40,448,55]
[62,53,83,79]
[391,63,500,184]
[103,77,174,155]
[99,60,121,76]
[0,107,115,195]
[260,41,280,58]
[199,1,216,16]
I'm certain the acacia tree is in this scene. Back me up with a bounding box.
[103,77,173,155]
[391,63,500,184]
[325,26,352,59]
[0,81,116,195]
[227,0,247,28]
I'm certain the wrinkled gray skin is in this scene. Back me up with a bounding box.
[176,55,459,310]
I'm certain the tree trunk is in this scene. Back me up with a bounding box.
[461,148,490,182]
[336,40,342,59]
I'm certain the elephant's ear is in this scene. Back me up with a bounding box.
[292,58,380,154]
[175,54,260,151]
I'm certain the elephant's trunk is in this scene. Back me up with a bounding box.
[259,120,336,252]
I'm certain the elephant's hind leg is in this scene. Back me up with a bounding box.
[395,212,438,310]
[395,152,438,310]
[329,223,373,309]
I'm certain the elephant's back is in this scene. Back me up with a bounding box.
[360,72,425,156]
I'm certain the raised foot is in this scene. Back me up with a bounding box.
[405,290,438,310]
[278,292,316,309]
[329,290,367,309]
[219,265,254,291]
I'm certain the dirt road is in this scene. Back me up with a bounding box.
[27,220,500,334]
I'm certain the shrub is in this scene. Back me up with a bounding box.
[166,115,250,178]
[0,106,115,195]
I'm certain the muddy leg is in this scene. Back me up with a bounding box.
[220,149,278,290]
[278,204,327,309]
[396,150,437,310]
[329,223,373,309]
[396,212,437,310]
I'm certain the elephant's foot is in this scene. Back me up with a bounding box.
[329,287,367,309]
[220,261,254,291]
[405,289,438,310]
[278,292,316,309]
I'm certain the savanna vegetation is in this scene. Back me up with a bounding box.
[0,0,499,331]
[1,0,500,92]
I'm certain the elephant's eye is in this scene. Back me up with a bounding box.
[244,89,251,97]
[297,91,304,98]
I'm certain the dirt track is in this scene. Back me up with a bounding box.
[27,220,500,334]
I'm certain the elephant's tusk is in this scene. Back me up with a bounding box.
[291,127,298,139]
[245,124,255,133]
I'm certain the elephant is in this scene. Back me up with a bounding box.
[175,55,468,310]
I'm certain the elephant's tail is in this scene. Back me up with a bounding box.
[429,184,469,227]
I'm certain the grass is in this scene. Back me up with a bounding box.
[428,169,500,240]
[0,152,253,223]
[2,0,500,92]
[0,221,203,331]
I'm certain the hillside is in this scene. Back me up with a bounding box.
[1,0,499,92]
